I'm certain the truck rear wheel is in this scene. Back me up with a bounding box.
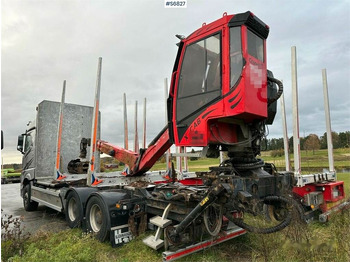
[23,184,38,211]
[65,191,83,228]
[86,196,110,242]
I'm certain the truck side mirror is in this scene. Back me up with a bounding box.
[17,135,24,154]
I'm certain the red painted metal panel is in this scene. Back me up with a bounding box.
[292,184,317,197]
[315,181,345,202]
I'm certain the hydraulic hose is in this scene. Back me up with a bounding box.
[159,191,186,201]
[233,159,265,170]
[225,195,294,234]
[267,76,283,104]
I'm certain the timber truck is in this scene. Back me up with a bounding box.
[17,11,349,261]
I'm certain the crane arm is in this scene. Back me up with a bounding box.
[96,126,172,176]
[97,140,139,172]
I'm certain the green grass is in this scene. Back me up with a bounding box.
[338,173,350,196]
[3,230,162,262]
[247,210,350,262]
[261,148,350,172]
[4,209,350,262]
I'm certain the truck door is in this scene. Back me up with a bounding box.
[17,128,36,178]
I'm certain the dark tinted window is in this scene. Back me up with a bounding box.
[230,27,243,88]
[177,33,221,122]
[247,29,264,61]
[24,134,33,152]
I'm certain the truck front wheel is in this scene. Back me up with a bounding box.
[86,196,110,242]
[65,191,83,228]
[23,184,38,211]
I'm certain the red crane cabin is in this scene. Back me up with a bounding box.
[169,12,269,147]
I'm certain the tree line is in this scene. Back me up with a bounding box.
[262,131,350,154]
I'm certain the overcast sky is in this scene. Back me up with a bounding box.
[1,0,349,164]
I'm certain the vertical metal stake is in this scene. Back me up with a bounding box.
[184,147,188,172]
[134,101,139,152]
[143,98,147,149]
[55,80,66,179]
[220,151,224,164]
[164,78,171,171]
[322,69,335,173]
[123,93,128,150]
[280,91,291,172]
[87,57,102,186]
[291,46,301,177]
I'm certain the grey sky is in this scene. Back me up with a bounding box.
[1,0,350,164]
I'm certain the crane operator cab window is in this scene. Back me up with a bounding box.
[230,27,264,88]
[230,27,243,88]
[247,29,264,62]
[176,33,221,123]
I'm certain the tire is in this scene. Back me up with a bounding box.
[203,203,223,236]
[23,184,38,211]
[85,196,110,242]
[65,191,83,228]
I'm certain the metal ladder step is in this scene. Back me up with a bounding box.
[143,203,172,250]
[143,235,165,250]
[150,216,172,228]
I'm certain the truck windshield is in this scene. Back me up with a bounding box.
[177,33,221,122]
[230,27,243,88]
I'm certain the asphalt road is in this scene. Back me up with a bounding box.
[1,183,69,235]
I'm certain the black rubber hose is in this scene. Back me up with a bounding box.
[267,76,283,104]
[233,159,265,170]
[225,195,293,234]
[290,196,307,222]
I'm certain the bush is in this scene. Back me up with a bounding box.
[1,210,30,261]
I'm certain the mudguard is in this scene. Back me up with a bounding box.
[87,189,146,247]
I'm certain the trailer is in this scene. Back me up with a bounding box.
[17,11,349,261]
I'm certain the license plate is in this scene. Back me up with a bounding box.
[114,230,133,244]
